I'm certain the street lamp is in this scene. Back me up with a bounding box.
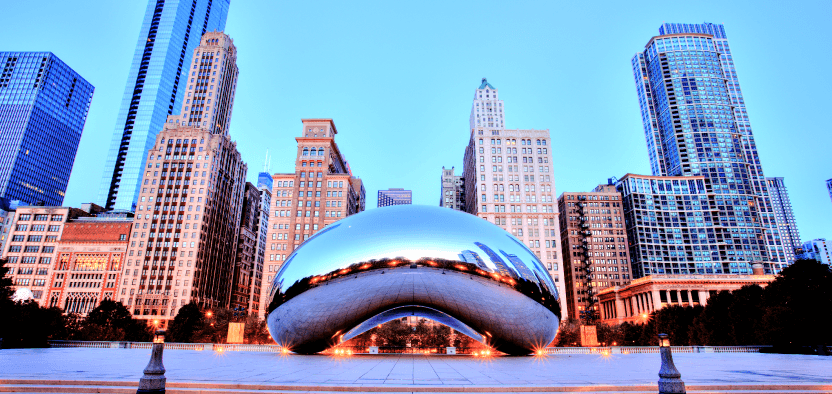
[137,330,166,394]
[657,333,685,394]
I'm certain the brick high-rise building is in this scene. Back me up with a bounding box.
[120,32,247,325]
[48,213,133,315]
[258,118,366,318]
[440,166,465,211]
[231,182,259,310]
[2,205,99,305]
[461,78,566,315]
[558,183,631,322]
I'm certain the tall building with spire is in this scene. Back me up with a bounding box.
[258,151,273,190]
[461,78,566,315]
[99,0,230,212]
[258,119,366,318]
[119,32,246,325]
[627,22,787,276]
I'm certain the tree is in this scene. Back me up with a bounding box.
[79,299,151,341]
[374,319,413,347]
[244,315,270,344]
[0,259,13,309]
[167,302,205,343]
[647,305,702,346]
[554,318,580,347]
[726,285,765,345]
[760,259,832,352]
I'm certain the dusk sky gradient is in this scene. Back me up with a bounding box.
[1,1,829,240]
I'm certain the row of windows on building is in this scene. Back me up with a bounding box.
[15,214,63,221]
[480,165,551,174]
[479,147,549,155]
[479,156,549,164]
[480,204,556,213]
[272,210,343,218]
[478,138,547,146]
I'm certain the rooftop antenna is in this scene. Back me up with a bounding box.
[263,150,270,173]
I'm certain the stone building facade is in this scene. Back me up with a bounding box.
[461,78,566,314]
[440,166,465,211]
[259,118,366,318]
[48,216,132,315]
[557,183,631,322]
[597,269,774,325]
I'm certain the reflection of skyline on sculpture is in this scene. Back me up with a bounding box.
[271,205,558,308]
[266,205,560,355]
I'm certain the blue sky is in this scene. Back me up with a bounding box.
[1,0,830,241]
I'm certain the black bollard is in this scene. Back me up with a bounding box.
[137,330,166,394]
[657,333,685,394]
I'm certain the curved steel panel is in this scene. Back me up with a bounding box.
[266,205,560,355]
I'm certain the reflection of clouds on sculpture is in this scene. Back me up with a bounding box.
[266,205,560,355]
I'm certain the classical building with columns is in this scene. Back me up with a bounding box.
[597,267,774,325]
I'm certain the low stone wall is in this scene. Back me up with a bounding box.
[543,345,769,355]
[47,340,771,354]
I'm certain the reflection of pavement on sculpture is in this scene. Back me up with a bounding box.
[1,348,831,387]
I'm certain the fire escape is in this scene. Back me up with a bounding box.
[577,196,597,324]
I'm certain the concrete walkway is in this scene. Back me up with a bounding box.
[0,348,830,388]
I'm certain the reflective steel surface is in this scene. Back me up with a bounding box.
[266,205,560,355]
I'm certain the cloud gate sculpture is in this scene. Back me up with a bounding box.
[265,205,560,355]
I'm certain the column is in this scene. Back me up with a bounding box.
[614,293,625,318]
[698,290,710,307]
[651,289,661,311]
[687,290,693,307]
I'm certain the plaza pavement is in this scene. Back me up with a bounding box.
[0,348,830,392]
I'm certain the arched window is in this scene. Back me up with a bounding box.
[302,148,309,156]
[318,148,324,156]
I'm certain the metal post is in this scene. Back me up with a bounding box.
[137,330,166,394]
[657,333,685,394]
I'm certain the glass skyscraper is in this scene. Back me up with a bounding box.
[628,22,786,275]
[0,52,94,206]
[98,0,230,211]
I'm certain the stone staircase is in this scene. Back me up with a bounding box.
[1,380,832,394]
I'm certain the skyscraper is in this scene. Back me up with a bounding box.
[258,151,273,190]
[440,166,465,210]
[461,78,566,315]
[120,32,246,325]
[0,52,94,206]
[99,0,230,212]
[378,188,412,207]
[631,22,786,274]
[766,177,801,262]
[799,239,830,265]
[826,179,832,203]
[259,118,366,318]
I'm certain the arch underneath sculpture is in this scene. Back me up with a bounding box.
[341,305,484,344]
